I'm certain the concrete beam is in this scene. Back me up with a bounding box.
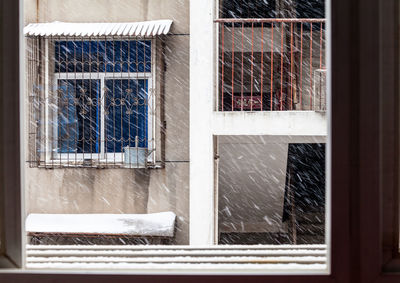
[212,111,327,136]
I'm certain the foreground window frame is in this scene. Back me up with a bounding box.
[359,0,400,282]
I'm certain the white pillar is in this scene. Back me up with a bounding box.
[189,0,215,245]
[189,0,328,246]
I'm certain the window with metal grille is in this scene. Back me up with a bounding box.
[27,38,157,168]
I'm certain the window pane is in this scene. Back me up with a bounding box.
[23,0,329,271]
[58,79,100,153]
[55,40,151,73]
[105,79,148,153]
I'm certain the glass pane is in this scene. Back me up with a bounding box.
[23,0,328,272]
[55,40,151,73]
[105,79,148,153]
[57,79,100,153]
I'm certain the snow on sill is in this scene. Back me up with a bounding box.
[26,212,176,237]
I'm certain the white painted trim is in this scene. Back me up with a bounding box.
[146,77,154,163]
[53,153,123,162]
[54,73,152,80]
[190,0,216,245]
[100,75,105,158]
[212,111,328,136]
[44,38,51,163]
[150,38,157,165]
[51,76,153,163]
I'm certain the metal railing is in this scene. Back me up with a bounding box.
[215,18,326,112]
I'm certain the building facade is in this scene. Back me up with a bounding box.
[24,0,190,245]
[24,0,326,246]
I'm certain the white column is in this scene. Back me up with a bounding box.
[189,0,328,246]
[189,0,215,245]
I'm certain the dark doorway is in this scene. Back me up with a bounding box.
[283,143,326,244]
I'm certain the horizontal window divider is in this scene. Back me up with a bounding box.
[25,244,327,250]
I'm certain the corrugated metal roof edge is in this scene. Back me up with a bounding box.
[24,20,173,37]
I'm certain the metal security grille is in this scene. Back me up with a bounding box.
[26,36,156,168]
[215,19,326,111]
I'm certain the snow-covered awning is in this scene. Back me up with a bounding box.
[26,212,176,237]
[24,20,173,37]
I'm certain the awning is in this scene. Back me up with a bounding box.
[24,19,173,37]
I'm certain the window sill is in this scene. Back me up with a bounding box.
[30,161,162,169]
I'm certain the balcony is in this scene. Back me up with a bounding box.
[215,18,326,112]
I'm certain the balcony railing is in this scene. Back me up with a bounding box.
[215,18,326,112]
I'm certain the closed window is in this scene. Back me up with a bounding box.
[27,37,157,168]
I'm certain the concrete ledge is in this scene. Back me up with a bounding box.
[212,111,327,136]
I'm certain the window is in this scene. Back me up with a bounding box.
[53,40,152,165]
[25,22,164,168]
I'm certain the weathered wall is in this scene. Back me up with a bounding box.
[24,0,190,245]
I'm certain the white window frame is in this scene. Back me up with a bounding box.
[43,39,156,166]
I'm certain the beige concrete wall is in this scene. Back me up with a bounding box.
[24,0,190,244]
[26,163,189,244]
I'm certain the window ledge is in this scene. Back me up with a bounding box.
[31,161,162,169]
